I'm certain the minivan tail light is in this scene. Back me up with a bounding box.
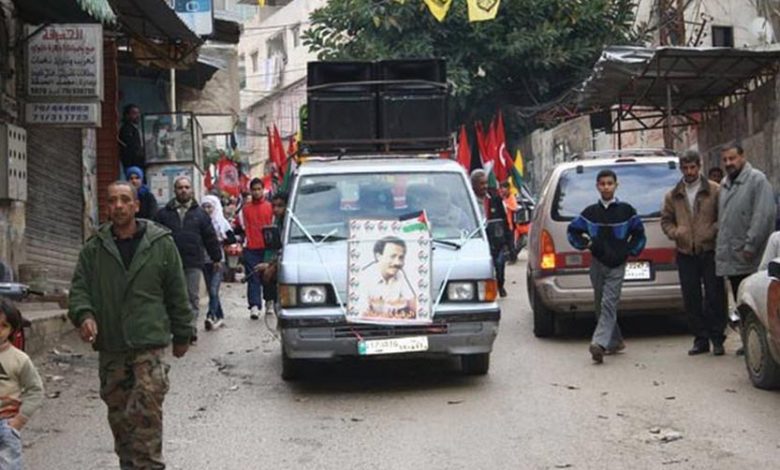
[540,229,556,270]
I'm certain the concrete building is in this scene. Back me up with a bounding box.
[238,0,326,175]
[635,0,775,48]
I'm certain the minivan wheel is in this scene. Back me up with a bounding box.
[532,288,556,338]
[461,353,490,375]
[281,348,302,381]
[743,311,780,390]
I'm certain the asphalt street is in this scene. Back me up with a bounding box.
[25,257,780,469]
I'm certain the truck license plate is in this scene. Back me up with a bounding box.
[358,336,429,356]
[624,261,651,281]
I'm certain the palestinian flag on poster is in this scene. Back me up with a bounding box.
[400,210,430,233]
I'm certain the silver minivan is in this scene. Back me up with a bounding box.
[527,150,685,337]
[276,156,500,379]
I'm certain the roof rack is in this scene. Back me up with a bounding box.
[569,148,676,160]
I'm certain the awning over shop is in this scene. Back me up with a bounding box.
[110,0,201,44]
[14,0,116,25]
[578,46,780,113]
[118,50,225,90]
[210,14,241,45]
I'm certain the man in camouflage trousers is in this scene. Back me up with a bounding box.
[69,181,192,469]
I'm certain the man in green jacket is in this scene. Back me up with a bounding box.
[68,181,192,470]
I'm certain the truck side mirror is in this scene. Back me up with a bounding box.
[263,225,282,251]
[769,258,780,280]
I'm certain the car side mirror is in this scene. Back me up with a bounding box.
[769,258,780,280]
[263,225,282,251]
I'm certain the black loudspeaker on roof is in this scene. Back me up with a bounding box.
[305,59,449,153]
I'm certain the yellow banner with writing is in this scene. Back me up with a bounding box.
[467,0,500,22]
[424,0,453,22]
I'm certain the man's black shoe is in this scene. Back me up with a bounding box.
[712,344,725,356]
[736,346,745,356]
[589,343,605,364]
[688,344,709,356]
[499,287,508,298]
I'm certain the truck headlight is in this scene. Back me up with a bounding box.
[446,280,497,302]
[447,282,476,301]
[299,285,328,305]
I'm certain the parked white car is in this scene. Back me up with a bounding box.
[736,258,780,389]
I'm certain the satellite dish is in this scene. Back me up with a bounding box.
[749,17,775,44]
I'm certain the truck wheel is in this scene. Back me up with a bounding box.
[461,353,490,375]
[532,288,556,338]
[281,348,302,381]
[743,311,780,390]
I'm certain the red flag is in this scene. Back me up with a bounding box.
[262,174,273,193]
[456,125,471,171]
[487,118,507,182]
[272,125,287,178]
[475,121,489,167]
[495,111,514,182]
[267,127,277,174]
[204,166,214,191]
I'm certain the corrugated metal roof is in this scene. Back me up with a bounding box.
[578,46,780,112]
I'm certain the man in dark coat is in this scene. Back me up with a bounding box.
[155,176,222,343]
[118,104,145,171]
[470,169,512,297]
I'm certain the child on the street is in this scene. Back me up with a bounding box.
[0,299,44,469]
[567,169,646,364]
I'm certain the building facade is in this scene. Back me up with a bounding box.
[238,0,326,174]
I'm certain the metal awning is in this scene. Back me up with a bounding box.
[578,46,780,113]
[118,50,225,90]
[14,0,116,25]
[110,0,201,44]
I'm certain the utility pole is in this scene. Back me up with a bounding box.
[657,0,686,149]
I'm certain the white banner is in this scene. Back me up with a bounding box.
[27,24,103,98]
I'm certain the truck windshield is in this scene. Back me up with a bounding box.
[288,172,479,243]
[552,162,680,221]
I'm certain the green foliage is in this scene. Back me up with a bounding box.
[303,0,638,128]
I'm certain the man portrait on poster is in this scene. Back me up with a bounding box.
[357,236,417,320]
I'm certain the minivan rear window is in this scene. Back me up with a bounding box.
[552,162,679,221]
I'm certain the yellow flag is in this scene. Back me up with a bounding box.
[257,0,265,6]
[424,0,453,22]
[509,149,524,196]
[515,149,524,177]
[467,0,500,22]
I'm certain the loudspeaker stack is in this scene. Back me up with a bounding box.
[305,59,448,152]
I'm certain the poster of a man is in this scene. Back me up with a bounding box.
[347,218,432,324]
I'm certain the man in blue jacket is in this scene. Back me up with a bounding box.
[567,169,646,364]
[155,176,221,344]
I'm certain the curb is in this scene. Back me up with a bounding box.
[19,303,72,357]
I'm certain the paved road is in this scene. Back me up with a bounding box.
[25,259,780,469]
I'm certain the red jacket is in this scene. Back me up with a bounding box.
[237,199,273,249]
